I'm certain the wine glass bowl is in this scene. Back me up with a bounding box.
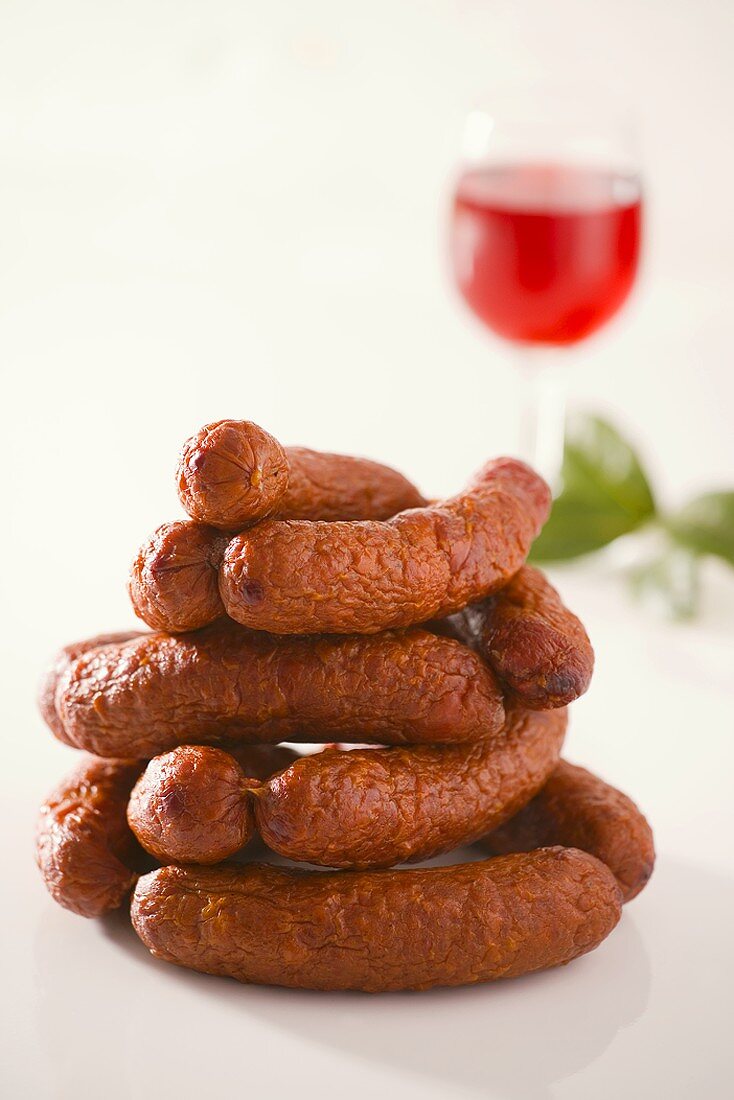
[449,91,643,483]
[452,162,642,345]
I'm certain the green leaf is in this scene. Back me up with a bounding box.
[665,491,734,567]
[531,414,657,562]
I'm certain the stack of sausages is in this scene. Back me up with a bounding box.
[36,419,654,993]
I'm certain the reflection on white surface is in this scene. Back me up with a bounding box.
[26,858,733,1100]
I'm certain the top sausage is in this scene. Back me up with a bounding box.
[177,419,426,529]
[219,457,551,635]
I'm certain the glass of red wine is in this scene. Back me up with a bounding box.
[450,90,642,486]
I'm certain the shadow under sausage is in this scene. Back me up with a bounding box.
[98,850,649,1100]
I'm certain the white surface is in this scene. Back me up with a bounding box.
[2,1,734,1098]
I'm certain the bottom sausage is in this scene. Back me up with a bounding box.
[130,847,622,992]
[36,756,145,918]
[478,761,655,902]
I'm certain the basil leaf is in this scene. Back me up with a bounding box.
[665,491,734,567]
[531,414,657,562]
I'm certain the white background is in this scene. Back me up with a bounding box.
[2,2,733,1098]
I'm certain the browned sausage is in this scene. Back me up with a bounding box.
[36,756,145,918]
[128,522,230,633]
[130,848,622,992]
[133,437,426,634]
[126,706,565,868]
[55,622,505,757]
[178,419,426,530]
[444,565,594,708]
[177,420,289,528]
[127,744,297,865]
[219,457,550,635]
[38,632,142,744]
[257,706,566,866]
[478,760,655,902]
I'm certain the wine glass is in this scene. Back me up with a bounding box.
[449,88,643,487]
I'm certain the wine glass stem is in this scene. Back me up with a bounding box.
[516,349,568,492]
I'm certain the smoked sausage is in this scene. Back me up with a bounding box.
[177,419,426,530]
[127,744,297,864]
[445,565,594,708]
[219,458,550,635]
[132,430,426,633]
[128,522,230,633]
[478,760,655,902]
[127,706,565,868]
[38,632,141,744]
[36,756,144,917]
[55,622,506,757]
[130,848,622,992]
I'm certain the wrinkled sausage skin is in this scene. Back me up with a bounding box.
[255,706,566,868]
[278,446,425,521]
[55,623,505,757]
[36,756,145,918]
[177,420,425,531]
[128,521,231,633]
[38,632,142,744]
[447,565,594,708]
[131,848,622,992]
[177,420,290,529]
[127,745,296,865]
[220,458,550,635]
[135,430,427,633]
[125,708,564,868]
[479,760,655,902]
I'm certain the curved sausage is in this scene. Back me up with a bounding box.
[127,744,297,864]
[38,632,142,744]
[219,457,550,635]
[130,848,622,992]
[445,565,594,708]
[478,760,655,902]
[278,445,425,521]
[257,705,566,867]
[36,756,144,918]
[134,434,426,633]
[178,419,426,530]
[55,622,505,757]
[126,707,565,868]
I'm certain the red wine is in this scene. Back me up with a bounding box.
[451,164,642,345]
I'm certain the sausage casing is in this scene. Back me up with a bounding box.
[55,623,505,757]
[479,760,655,902]
[36,756,144,917]
[131,848,622,992]
[128,522,230,633]
[38,632,142,744]
[220,458,550,635]
[127,744,297,865]
[448,565,594,708]
[255,706,566,867]
[177,419,425,530]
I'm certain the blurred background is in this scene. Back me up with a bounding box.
[2,0,732,653]
[3,4,733,1097]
